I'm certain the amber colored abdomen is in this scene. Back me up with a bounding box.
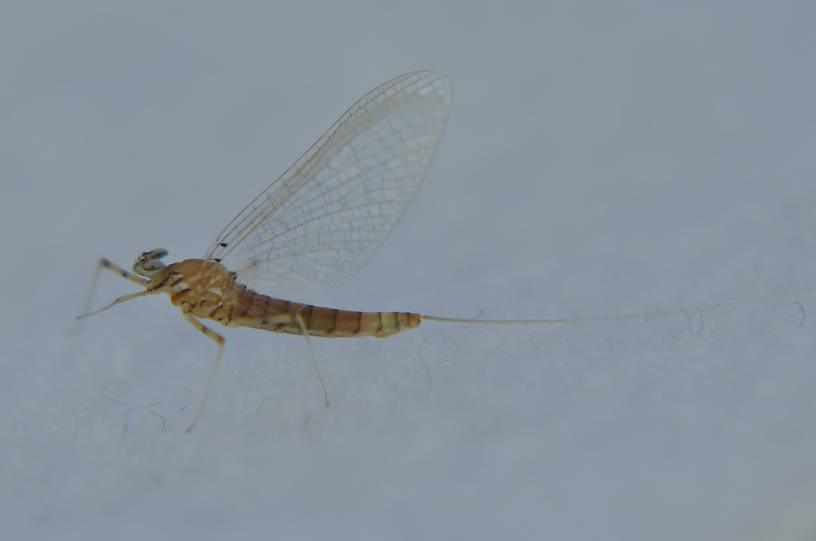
[235,294,421,338]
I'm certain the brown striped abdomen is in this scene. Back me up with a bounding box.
[238,297,421,338]
[155,259,420,338]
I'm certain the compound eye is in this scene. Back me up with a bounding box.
[142,248,168,260]
[133,248,169,277]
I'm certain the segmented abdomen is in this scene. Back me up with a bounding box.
[160,259,421,338]
[237,295,421,338]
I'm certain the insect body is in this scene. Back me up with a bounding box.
[80,71,452,431]
[136,250,420,339]
[78,70,771,432]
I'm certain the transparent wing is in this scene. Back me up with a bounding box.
[205,70,453,289]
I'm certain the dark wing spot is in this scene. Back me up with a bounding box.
[219,242,228,247]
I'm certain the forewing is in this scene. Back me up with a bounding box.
[206,70,453,288]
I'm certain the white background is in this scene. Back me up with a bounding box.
[2,1,815,539]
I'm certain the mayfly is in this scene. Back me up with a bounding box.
[77,71,773,432]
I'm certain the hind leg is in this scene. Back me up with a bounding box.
[294,312,330,408]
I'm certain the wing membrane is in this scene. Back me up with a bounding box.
[206,70,453,288]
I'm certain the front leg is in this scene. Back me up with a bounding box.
[75,258,152,323]
[97,257,151,287]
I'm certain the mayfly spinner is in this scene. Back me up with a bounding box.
[78,71,756,431]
